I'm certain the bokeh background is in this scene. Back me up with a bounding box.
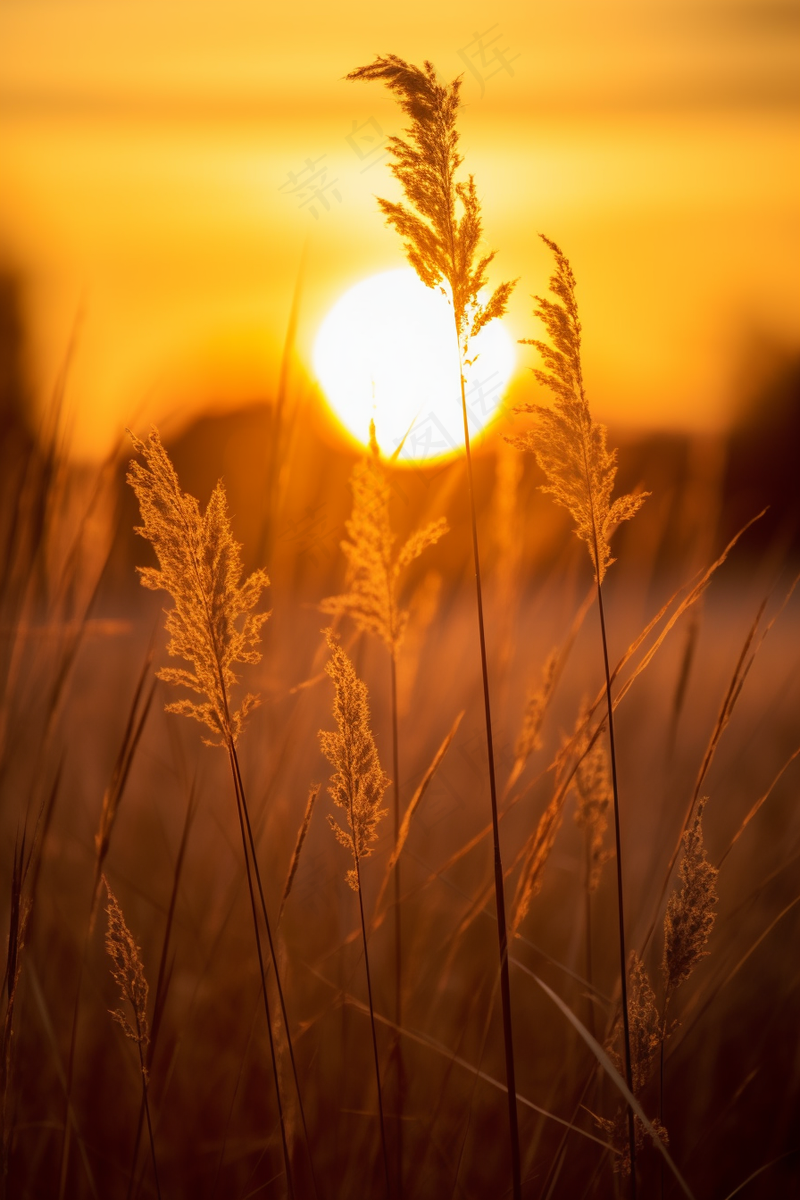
[1,0,799,460]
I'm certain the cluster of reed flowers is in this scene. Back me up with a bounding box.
[319,628,390,891]
[349,53,523,1196]
[598,800,719,1175]
[126,427,270,746]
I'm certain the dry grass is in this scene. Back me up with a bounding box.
[0,57,798,1200]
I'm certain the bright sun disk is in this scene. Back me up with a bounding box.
[313,269,515,465]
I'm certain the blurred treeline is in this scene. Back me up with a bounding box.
[2,268,798,609]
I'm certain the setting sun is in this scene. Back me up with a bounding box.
[312,268,515,463]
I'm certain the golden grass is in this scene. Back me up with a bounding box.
[0,73,798,1200]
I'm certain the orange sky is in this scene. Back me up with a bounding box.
[1,0,798,459]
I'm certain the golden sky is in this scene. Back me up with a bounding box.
[1,0,798,459]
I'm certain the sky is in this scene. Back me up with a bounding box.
[0,0,798,459]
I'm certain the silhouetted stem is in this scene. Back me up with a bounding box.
[351,825,391,1199]
[229,744,320,1200]
[227,747,294,1200]
[456,341,522,1200]
[584,832,595,1041]
[137,1047,161,1200]
[595,578,637,1197]
[390,647,404,1197]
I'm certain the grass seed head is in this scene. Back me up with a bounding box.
[321,421,447,653]
[663,798,719,994]
[126,427,270,745]
[571,702,613,892]
[318,629,389,890]
[347,55,515,357]
[515,237,649,583]
[104,877,150,1052]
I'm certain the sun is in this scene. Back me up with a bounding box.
[312,269,516,465]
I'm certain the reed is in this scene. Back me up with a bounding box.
[102,878,160,1200]
[321,418,447,1188]
[319,628,391,1198]
[347,55,521,1199]
[126,427,316,1199]
[515,235,648,1191]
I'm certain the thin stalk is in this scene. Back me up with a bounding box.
[584,832,595,1041]
[136,1045,161,1200]
[351,827,391,1199]
[659,991,671,1200]
[229,745,320,1200]
[455,336,522,1200]
[595,578,636,1196]
[389,647,404,1197]
[227,747,294,1200]
[128,786,197,1200]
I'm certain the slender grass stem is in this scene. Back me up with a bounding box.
[351,837,391,1200]
[389,647,404,1197]
[228,745,320,1200]
[227,748,294,1200]
[595,579,637,1197]
[456,339,522,1200]
[584,833,595,1042]
[137,1046,161,1200]
[659,991,671,1200]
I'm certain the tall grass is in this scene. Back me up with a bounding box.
[347,55,522,1198]
[0,65,798,1200]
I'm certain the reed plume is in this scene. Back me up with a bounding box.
[127,428,269,744]
[322,420,447,653]
[319,629,389,890]
[514,237,648,583]
[508,648,558,793]
[319,628,391,1196]
[517,236,649,1192]
[322,420,447,1187]
[659,799,718,1193]
[598,952,668,1177]
[346,56,515,357]
[103,878,160,1199]
[572,701,613,894]
[104,879,150,1052]
[348,53,521,1198]
[663,799,719,997]
[127,428,316,1200]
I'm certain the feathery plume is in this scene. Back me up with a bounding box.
[663,799,719,995]
[510,648,558,788]
[126,428,270,745]
[598,953,667,1175]
[511,760,570,933]
[321,422,447,652]
[104,878,150,1052]
[319,630,390,890]
[515,237,648,583]
[347,55,515,356]
[278,784,320,923]
[571,702,613,892]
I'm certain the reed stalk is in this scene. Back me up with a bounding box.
[347,55,520,1198]
[126,427,318,1199]
[319,629,392,1197]
[515,236,650,1193]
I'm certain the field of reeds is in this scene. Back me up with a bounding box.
[1,53,799,1200]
